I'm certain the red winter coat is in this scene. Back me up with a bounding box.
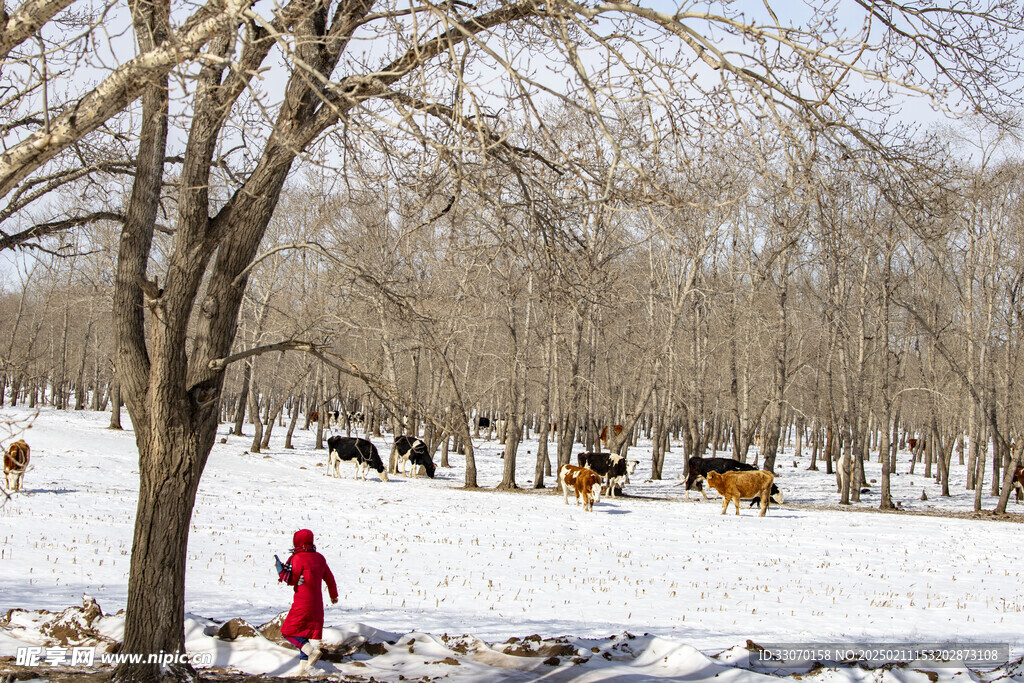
[280,531,338,640]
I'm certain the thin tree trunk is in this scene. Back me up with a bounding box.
[284,398,300,449]
[233,362,251,436]
[108,375,123,430]
[249,378,264,453]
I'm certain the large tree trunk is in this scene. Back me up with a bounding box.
[120,407,216,681]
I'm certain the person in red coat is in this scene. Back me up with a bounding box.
[275,529,338,673]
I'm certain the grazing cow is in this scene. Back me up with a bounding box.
[559,464,603,512]
[326,436,388,482]
[577,451,639,498]
[394,436,437,478]
[599,424,624,444]
[3,440,30,492]
[347,411,365,426]
[683,457,783,505]
[706,469,775,517]
[1012,465,1024,503]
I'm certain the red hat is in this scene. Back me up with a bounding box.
[292,529,315,551]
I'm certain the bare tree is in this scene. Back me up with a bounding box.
[1,3,1021,681]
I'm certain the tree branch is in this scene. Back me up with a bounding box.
[0,211,124,251]
[207,339,320,371]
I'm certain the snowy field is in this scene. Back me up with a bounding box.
[2,404,1024,681]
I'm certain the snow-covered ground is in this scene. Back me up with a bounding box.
[2,404,1023,681]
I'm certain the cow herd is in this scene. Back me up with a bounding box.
[324,434,437,482]
[557,452,783,516]
[0,422,778,518]
[317,426,781,517]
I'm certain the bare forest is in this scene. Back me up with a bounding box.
[2,0,1024,680]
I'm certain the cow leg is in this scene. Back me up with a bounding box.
[561,480,570,505]
[733,496,741,515]
[720,497,729,515]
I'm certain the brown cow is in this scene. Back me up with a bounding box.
[599,424,624,444]
[706,469,775,517]
[559,464,603,512]
[4,439,30,492]
[1012,465,1024,503]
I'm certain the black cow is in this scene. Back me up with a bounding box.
[577,451,639,498]
[394,436,437,478]
[326,436,388,482]
[684,457,783,505]
[476,417,491,429]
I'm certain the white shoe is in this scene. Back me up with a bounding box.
[307,639,322,668]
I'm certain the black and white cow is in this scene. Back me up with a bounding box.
[326,436,388,482]
[684,456,782,505]
[577,452,639,498]
[394,435,437,478]
[324,410,341,429]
